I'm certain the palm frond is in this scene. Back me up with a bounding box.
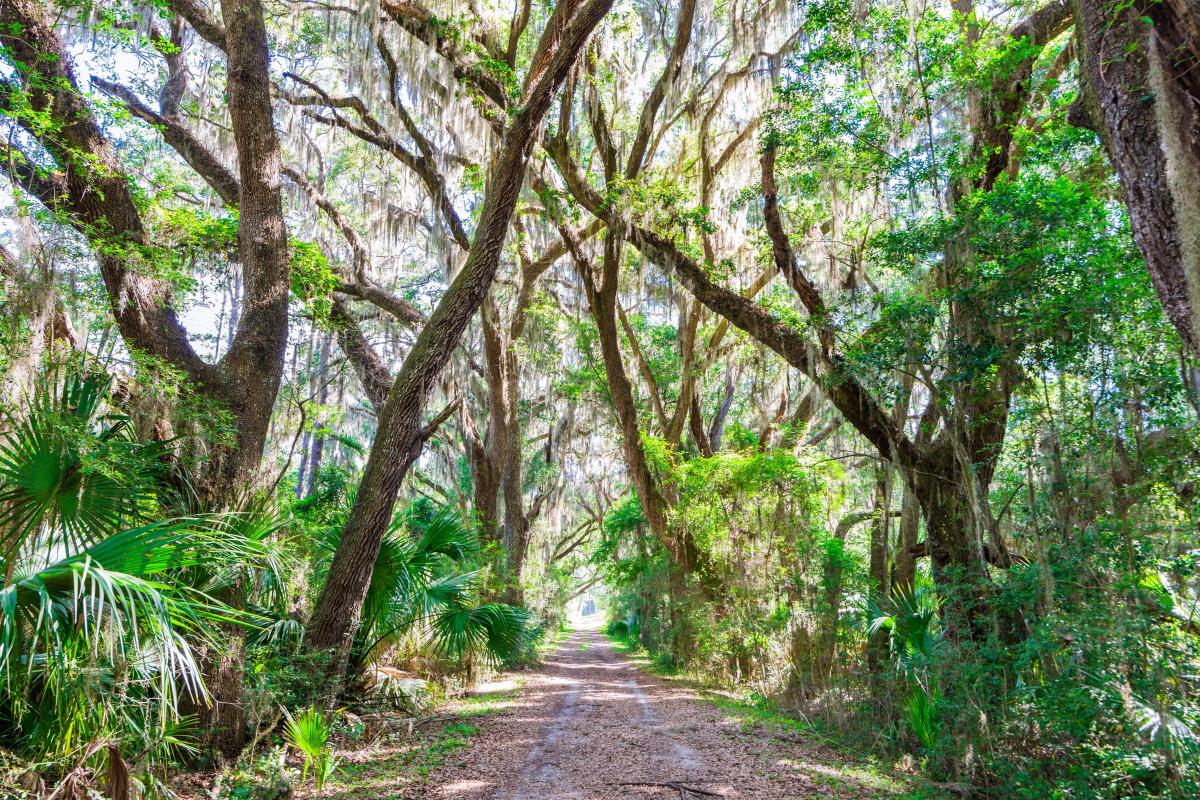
[282,707,337,789]
[358,571,479,665]
[414,507,477,562]
[432,602,532,665]
[0,372,167,563]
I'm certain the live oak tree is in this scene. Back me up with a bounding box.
[1,0,289,507]
[0,0,290,756]
[303,0,614,687]
[538,0,1151,641]
[3,2,1199,794]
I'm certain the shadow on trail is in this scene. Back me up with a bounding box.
[409,629,931,799]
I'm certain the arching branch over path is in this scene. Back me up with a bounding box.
[303,0,615,686]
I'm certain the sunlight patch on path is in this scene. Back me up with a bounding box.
[419,629,936,799]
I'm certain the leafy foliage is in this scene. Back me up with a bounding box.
[0,369,273,780]
[282,707,338,791]
[296,487,535,683]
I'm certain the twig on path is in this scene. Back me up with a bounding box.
[391,714,460,736]
[614,781,725,798]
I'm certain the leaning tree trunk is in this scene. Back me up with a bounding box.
[1074,0,1200,355]
[304,0,614,690]
[572,229,723,593]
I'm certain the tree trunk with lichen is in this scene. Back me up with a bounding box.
[1074,0,1200,355]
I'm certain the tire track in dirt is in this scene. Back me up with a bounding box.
[418,628,911,799]
[508,672,581,797]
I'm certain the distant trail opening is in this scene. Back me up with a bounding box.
[565,576,605,629]
[419,629,906,799]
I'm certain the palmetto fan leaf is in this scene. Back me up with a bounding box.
[195,507,294,604]
[432,602,532,665]
[0,372,166,561]
[357,571,481,666]
[1,518,271,684]
[282,706,337,789]
[0,370,283,762]
[344,505,529,676]
[0,516,280,761]
[867,574,943,669]
[414,508,478,562]
[355,507,477,646]
[411,571,479,619]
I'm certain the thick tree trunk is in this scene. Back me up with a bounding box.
[910,453,995,641]
[467,429,503,547]
[304,0,612,688]
[2,0,291,759]
[189,0,293,759]
[191,577,249,759]
[1074,0,1200,354]
[201,0,291,503]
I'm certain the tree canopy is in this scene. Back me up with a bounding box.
[2,0,1199,797]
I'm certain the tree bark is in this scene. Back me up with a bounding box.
[304,0,613,688]
[866,469,892,670]
[1074,0,1200,355]
[306,333,333,497]
[891,483,921,592]
[208,0,292,503]
[585,232,673,551]
[0,0,208,383]
[0,0,291,758]
[480,298,529,600]
[0,0,290,502]
[189,0,293,759]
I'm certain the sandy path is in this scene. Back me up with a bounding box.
[417,628,905,799]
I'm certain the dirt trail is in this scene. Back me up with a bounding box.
[418,628,912,799]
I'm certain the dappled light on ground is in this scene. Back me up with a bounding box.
[408,631,932,799]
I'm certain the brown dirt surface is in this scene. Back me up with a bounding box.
[412,628,930,799]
